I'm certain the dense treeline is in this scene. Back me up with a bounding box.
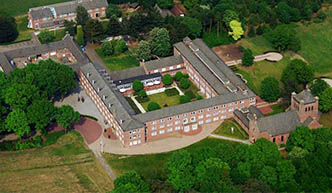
[113,126,332,193]
[0,60,80,146]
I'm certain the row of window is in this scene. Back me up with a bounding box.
[129,140,141,146]
[153,64,182,73]
[151,126,181,136]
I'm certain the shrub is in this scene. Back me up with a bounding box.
[196,95,203,100]
[248,25,256,37]
[256,25,264,35]
[185,90,195,99]
[183,74,189,79]
[317,11,327,20]
[136,96,150,103]
[76,25,84,46]
[0,141,15,151]
[38,30,55,44]
[165,88,179,96]
[179,78,190,89]
[139,90,147,98]
[115,39,128,53]
[242,49,254,66]
[101,42,114,56]
[147,101,161,111]
[173,71,183,81]
[179,95,191,104]
[162,74,173,86]
[133,80,144,92]
[15,136,43,150]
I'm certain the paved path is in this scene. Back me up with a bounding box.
[130,96,146,113]
[92,150,117,180]
[209,134,251,145]
[89,121,223,155]
[225,52,283,66]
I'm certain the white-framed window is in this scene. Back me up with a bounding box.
[213,117,219,121]
[191,111,196,115]
[175,126,181,130]
[183,113,187,117]
[183,118,188,124]
[167,123,172,127]
[228,103,233,107]
[176,115,180,119]
[151,126,156,131]
[198,115,204,119]
[162,68,166,72]
[177,64,181,68]
[240,100,244,104]
[154,69,158,73]
[192,124,198,130]
[206,114,211,117]
[190,117,196,122]
[160,125,165,128]
[207,108,211,112]
[228,108,234,112]
[206,119,211,123]
[214,106,219,110]
[130,142,132,146]
[168,117,172,121]
[198,110,203,114]
[151,132,157,136]
[250,98,255,102]
[152,121,156,125]
[167,128,173,132]
[138,140,141,144]
[198,121,204,125]
[159,130,165,134]
[169,66,174,70]
[160,119,164,123]
[175,120,180,125]
[221,110,226,113]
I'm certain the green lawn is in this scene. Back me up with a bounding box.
[295,9,332,76]
[238,36,274,56]
[177,80,201,97]
[0,16,32,45]
[0,131,113,192]
[265,104,286,117]
[103,138,240,185]
[213,119,249,139]
[140,92,180,111]
[0,0,71,16]
[96,48,140,72]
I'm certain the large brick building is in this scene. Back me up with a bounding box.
[234,89,321,146]
[28,0,108,29]
[80,37,257,147]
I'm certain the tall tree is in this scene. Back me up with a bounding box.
[242,49,254,66]
[260,77,281,102]
[76,5,89,26]
[106,4,121,18]
[309,78,329,97]
[55,105,80,131]
[64,20,76,36]
[112,171,150,193]
[4,83,39,110]
[149,28,171,57]
[157,0,174,9]
[84,19,105,43]
[265,25,301,52]
[319,87,332,112]
[27,99,56,133]
[5,108,30,138]
[137,40,152,61]
[180,17,202,39]
[228,20,244,40]
[37,30,55,44]
[76,25,84,46]
[0,13,18,43]
[286,126,314,152]
[107,16,121,36]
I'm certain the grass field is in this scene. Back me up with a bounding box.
[0,16,33,45]
[96,48,140,72]
[0,132,113,192]
[1,0,71,16]
[103,138,240,187]
[140,92,180,111]
[213,119,249,139]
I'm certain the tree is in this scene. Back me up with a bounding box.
[5,108,30,138]
[112,171,150,193]
[319,87,332,112]
[84,19,104,43]
[242,49,254,66]
[248,25,256,37]
[132,80,144,92]
[106,4,121,18]
[101,42,114,56]
[107,16,121,36]
[260,77,280,102]
[115,39,127,53]
[276,160,298,192]
[265,25,301,52]
[139,90,147,98]
[179,77,190,89]
[55,105,80,131]
[195,158,231,192]
[180,95,191,104]
[147,102,161,111]
[4,83,39,110]
[173,71,183,81]
[281,59,314,87]
[258,166,277,187]
[37,30,55,44]
[149,28,171,57]
[228,20,244,40]
[137,40,152,61]
[64,20,76,36]
[309,78,329,97]
[0,14,18,43]
[222,10,239,28]
[76,25,84,46]
[241,179,273,193]
[276,2,292,24]
[181,17,202,39]
[286,126,314,152]
[231,161,251,184]
[138,0,156,9]
[157,0,173,9]
[166,150,195,192]
[162,74,173,86]
[76,5,89,26]
[288,146,309,160]
[27,99,56,133]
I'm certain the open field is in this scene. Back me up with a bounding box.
[0,0,71,16]
[96,48,140,72]
[103,138,240,187]
[213,119,248,139]
[140,92,180,111]
[0,132,113,192]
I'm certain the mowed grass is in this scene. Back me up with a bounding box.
[213,119,249,139]
[140,92,180,111]
[0,132,113,192]
[0,0,72,16]
[295,9,332,75]
[103,138,240,185]
[96,48,140,72]
[0,16,33,45]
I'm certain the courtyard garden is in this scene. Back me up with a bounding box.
[95,40,140,72]
[212,119,248,140]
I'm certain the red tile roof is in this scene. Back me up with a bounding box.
[171,5,184,16]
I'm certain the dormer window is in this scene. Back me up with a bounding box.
[92,80,96,84]
[108,103,113,108]
[86,72,90,77]
[103,95,107,100]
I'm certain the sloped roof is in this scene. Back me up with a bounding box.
[233,106,264,128]
[109,66,146,81]
[294,89,316,104]
[144,55,183,72]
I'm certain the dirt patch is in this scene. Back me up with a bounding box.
[212,43,243,62]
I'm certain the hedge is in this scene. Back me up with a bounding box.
[165,88,179,96]
[185,90,195,99]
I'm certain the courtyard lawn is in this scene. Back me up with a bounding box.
[103,138,240,187]
[96,48,140,72]
[178,80,201,97]
[0,131,113,192]
[213,119,249,140]
[0,16,33,45]
[140,92,180,111]
[0,0,72,16]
